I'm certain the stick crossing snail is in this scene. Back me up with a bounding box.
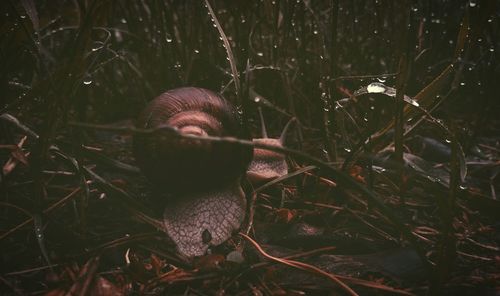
[133,87,291,257]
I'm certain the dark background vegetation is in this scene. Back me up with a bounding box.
[0,0,499,295]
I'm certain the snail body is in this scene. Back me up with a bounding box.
[133,87,252,257]
[247,110,295,184]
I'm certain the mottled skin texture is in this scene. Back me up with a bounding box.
[163,182,246,257]
[247,138,288,184]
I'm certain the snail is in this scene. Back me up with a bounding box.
[133,87,293,258]
[133,87,253,258]
[246,107,295,184]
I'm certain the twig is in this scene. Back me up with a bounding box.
[240,233,359,296]
[0,187,82,241]
[240,233,416,295]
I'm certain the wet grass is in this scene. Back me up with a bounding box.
[1,0,499,295]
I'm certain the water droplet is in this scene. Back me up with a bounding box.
[83,79,92,85]
[194,49,200,54]
[313,30,318,35]
[448,40,454,45]
[257,52,263,57]
[121,18,127,24]
[377,77,387,83]
[459,185,468,190]
[489,47,494,52]
[469,1,477,7]
[460,82,465,86]
[367,82,386,93]
[166,33,173,43]
[444,139,451,143]
[407,98,419,107]
[344,147,352,153]
[254,97,261,103]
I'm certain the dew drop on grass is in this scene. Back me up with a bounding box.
[469,1,477,7]
[166,34,173,43]
[344,147,352,153]
[83,79,92,85]
[194,49,200,54]
[257,52,264,57]
[367,82,386,93]
[407,98,419,107]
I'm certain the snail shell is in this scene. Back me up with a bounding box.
[133,87,252,193]
[133,87,253,257]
